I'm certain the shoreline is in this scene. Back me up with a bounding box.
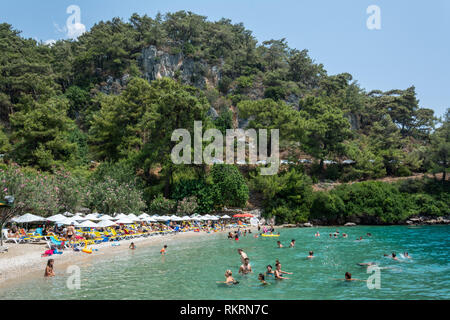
[0,228,242,289]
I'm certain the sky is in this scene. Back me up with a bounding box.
[1,0,449,118]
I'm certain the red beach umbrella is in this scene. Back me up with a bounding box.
[233,213,254,218]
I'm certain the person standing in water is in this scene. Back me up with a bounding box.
[223,270,239,284]
[274,263,292,280]
[265,265,275,277]
[290,239,295,247]
[129,242,136,250]
[277,241,283,248]
[239,258,253,275]
[237,248,248,264]
[307,251,315,259]
[44,259,55,277]
[160,245,167,255]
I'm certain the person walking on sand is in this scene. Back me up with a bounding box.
[44,259,55,277]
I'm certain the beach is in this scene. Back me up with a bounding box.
[0,225,448,300]
[0,228,241,288]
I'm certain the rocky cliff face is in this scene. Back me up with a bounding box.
[138,46,222,89]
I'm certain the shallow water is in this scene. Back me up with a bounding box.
[0,225,449,300]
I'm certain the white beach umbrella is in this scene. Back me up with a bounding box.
[221,215,231,219]
[127,214,140,221]
[63,211,73,217]
[96,220,117,228]
[47,214,67,222]
[54,217,76,225]
[76,220,99,228]
[84,213,101,220]
[210,216,219,221]
[13,213,45,223]
[99,214,114,220]
[115,217,134,224]
[142,217,157,223]
[181,216,191,221]
[139,213,150,219]
[156,216,170,221]
[114,213,128,220]
[72,214,87,221]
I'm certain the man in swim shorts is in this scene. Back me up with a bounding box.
[239,258,252,275]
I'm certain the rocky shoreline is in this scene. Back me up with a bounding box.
[280,215,450,228]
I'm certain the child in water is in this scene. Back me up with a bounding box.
[44,259,55,277]
[129,242,136,250]
[307,251,314,259]
[258,273,269,285]
[160,245,167,255]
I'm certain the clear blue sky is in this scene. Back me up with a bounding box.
[1,0,449,117]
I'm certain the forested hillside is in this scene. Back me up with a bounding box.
[0,11,448,224]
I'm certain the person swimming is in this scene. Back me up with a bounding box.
[258,273,269,285]
[334,272,366,282]
[357,262,377,267]
[342,233,348,238]
[265,265,275,277]
[290,239,295,248]
[274,263,292,280]
[307,251,314,259]
[224,270,239,284]
[129,242,136,250]
[160,245,167,255]
[239,258,253,275]
[404,252,412,259]
[44,259,55,277]
[277,241,283,248]
[391,252,398,261]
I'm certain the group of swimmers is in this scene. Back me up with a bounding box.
[228,229,252,241]
[221,249,294,285]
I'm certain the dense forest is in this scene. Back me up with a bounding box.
[0,11,448,224]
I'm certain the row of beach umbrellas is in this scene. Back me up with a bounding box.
[9,212,235,228]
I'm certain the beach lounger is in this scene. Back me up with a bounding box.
[2,229,27,244]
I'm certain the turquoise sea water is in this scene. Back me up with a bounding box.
[1,225,449,300]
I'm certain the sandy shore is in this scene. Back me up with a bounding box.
[0,228,245,288]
